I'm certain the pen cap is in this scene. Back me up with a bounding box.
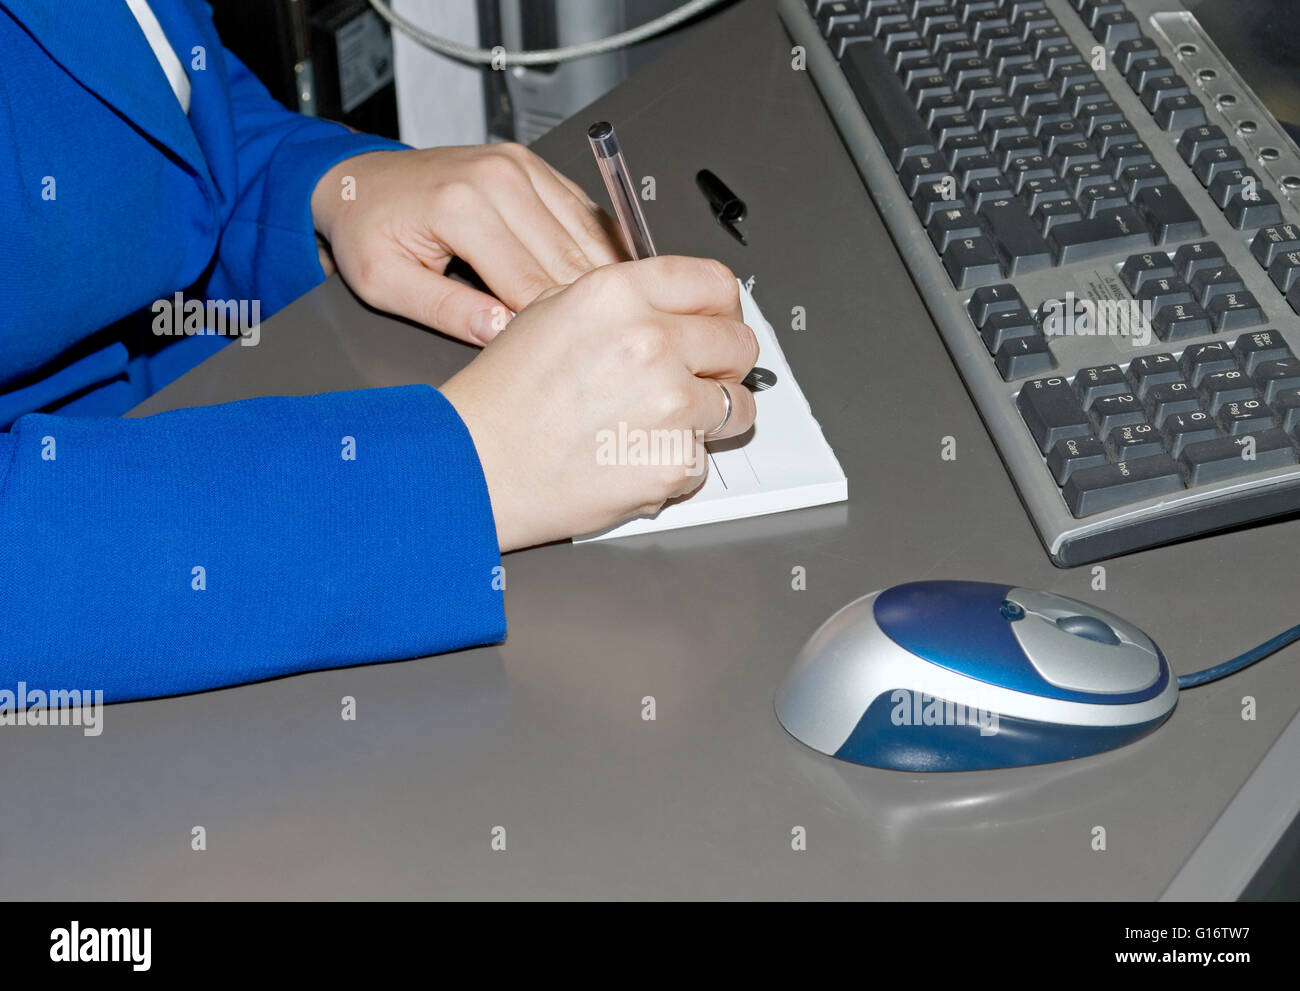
[696,169,745,223]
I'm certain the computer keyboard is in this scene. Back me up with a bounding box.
[780,0,1300,565]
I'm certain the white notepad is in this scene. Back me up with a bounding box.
[577,283,847,541]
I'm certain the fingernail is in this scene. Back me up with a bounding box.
[471,305,510,344]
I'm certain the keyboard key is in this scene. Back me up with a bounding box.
[1034,199,1083,234]
[914,179,962,222]
[1154,95,1206,130]
[944,234,1003,287]
[1178,430,1297,486]
[1018,375,1092,452]
[1193,146,1245,186]
[1133,184,1203,243]
[967,283,1026,326]
[1207,291,1266,333]
[1181,340,1238,386]
[1250,225,1300,269]
[929,205,984,252]
[1125,56,1174,94]
[1074,363,1129,407]
[1089,392,1146,434]
[1119,163,1168,200]
[1229,188,1284,232]
[980,197,1052,273]
[1273,389,1300,434]
[1254,357,1300,403]
[1140,75,1190,113]
[1217,398,1275,435]
[1173,240,1227,281]
[900,151,952,194]
[995,335,1055,378]
[1190,265,1245,306]
[1233,329,1292,374]
[1152,301,1212,342]
[1081,182,1128,216]
[841,42,939,169]
[1162,410,1219,457]
[1267,251,1300,294]
[981,306,1038,352]
[1093,11,1140,47]
[1107,422,1164,461]
[1113,37,1159,75]
[1176,124,1227,164]
[1127,352,1183,397]
[1144,381,1201,426]
[1048,206,1151,264]
[1048,435,1108,485]
[1197,369,1256,414]
[1104,140,1154,177]
[1064,455,1183,516]
[1136,276,1194,313]
[1120,251,1177,294]
[1207,167,1257,210]
[1091,120,1138,157]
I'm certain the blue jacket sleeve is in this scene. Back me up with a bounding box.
[0,385,506,702]
[211,41,409,315]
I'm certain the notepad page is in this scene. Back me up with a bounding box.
[576,283,847,541]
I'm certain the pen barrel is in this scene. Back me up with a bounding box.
[588,122,657,260]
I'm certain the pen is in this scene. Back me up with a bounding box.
[587,121,657,260]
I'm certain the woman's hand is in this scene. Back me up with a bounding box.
[311,143,625,345]
[440,256,759,552]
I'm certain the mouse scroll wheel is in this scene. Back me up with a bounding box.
[1056,615,1121,645]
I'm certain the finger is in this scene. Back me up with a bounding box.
[667,314,760,381]
[359,253,512,345]
[479,180,600,287]
[615,256,743,318]
[435,202,562,313]
[692,375,757,441]
[529,160,627,266]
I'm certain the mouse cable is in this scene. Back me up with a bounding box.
[1177,623,1300,689]
[367,0,731,68]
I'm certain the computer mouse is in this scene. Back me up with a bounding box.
[775,580,1178,772]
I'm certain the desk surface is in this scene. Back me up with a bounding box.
[5,0,1298,900]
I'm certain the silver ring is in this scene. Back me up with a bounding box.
[705,381,732,437]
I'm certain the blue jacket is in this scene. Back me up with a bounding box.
[0,0,506,701]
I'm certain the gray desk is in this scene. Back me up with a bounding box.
[3,0,1297,900]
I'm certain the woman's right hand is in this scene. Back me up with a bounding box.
[440,256,759,552]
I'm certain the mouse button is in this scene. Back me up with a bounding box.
[1056,615,1121,645]
[1005,588,1157,653]
[1012,616,1161,694]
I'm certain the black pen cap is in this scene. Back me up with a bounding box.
[696,169,746,223]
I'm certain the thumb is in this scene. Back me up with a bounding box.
[356,253,514,345]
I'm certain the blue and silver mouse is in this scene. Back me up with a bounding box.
[776,580,1178,772]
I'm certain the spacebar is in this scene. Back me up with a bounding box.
[839,41,937,171]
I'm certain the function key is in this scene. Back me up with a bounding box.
[1126,56,1174,94]
[1120,251,1176,294]
[1173,240,1227,281]
[1176,124,1227,165]
[1233,329,1292,375]
[1113,37,1159,75]
[1140,75,1190,113]
[1192,145,1245,186]
[1080,1,1125,30]
[1207,167,1259,209]
[1226,189,1284,230]
[1250,225,1300,269]
[1094,11,1140,47]
[1154,94,1206,130]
